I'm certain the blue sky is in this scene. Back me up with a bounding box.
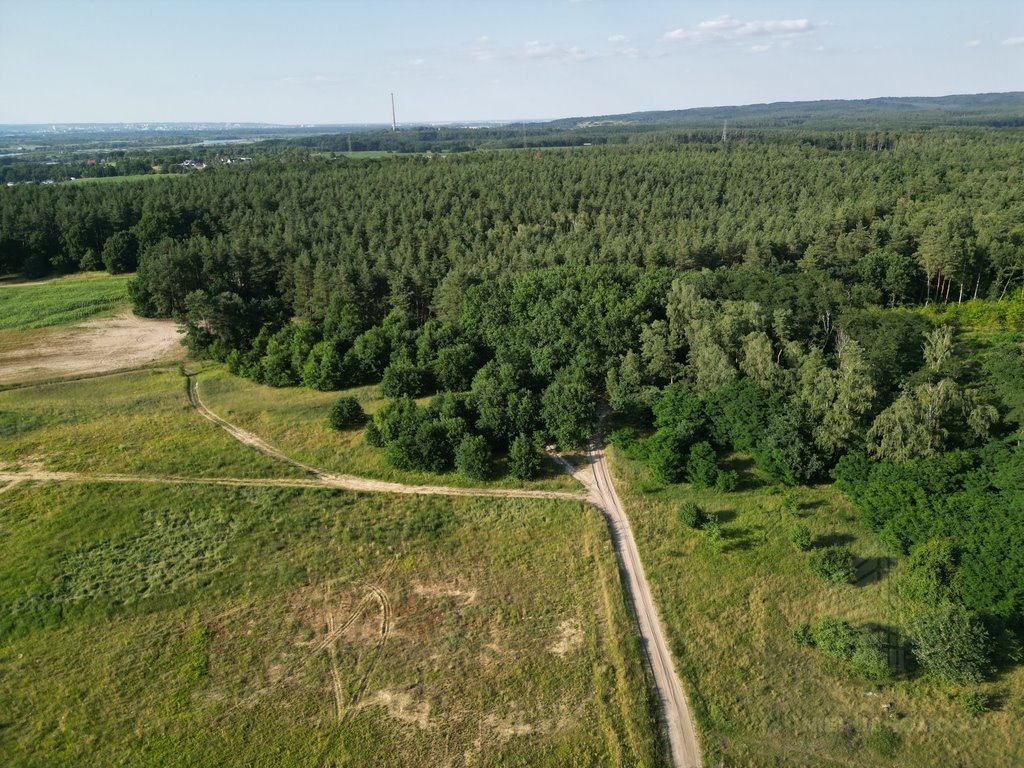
[1,0,1021,124]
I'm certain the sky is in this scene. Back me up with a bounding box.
[1,0,1022,124]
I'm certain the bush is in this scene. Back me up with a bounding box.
[678,501,705,529]
[906,601,990,684]
[864,725,901,758]
[508,433,543,480]
[646,427,686,484]
[811,616,860,659]
[809,545,857,585]
[455,434,491,480]
[790,524,813,551]
[328,396,365,430]
[959,689,990,716]
[701,513,722,544]
[811,616,891,681]
[714,468,738,492]
[686,440,719,489]
[380,363,431,398]
[364,420,383,447]
[849,639,890,682]
[791,622,814,646]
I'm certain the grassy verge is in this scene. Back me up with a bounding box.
[0,272,131,330]
[0,367,303,478]
[196,366,581,492]
[0,482,661,767]
[607,448,1024,767]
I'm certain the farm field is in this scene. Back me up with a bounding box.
[606,446,1024,768]
[195,366,580,493]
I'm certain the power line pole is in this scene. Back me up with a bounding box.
[390,92,397,132]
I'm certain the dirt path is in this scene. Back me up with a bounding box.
[189,372,700,765]
[5,370,698,766]
[185,374,587,503]
[0,312,183,384]
[557,438,702,768]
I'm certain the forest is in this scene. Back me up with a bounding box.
[2,122,1023,686]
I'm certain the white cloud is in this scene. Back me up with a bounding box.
[608,34,629,43]
[521,40,597,63]
[664,15,816,45]
[276,74,349,86]
[1002,36,1024,46]
[749,44,771,54]
[965,39,982,48]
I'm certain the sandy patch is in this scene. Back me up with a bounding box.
[360,689,433,730]
[0,312,183,384]
[548,619,584,657]
[413,583,479,605]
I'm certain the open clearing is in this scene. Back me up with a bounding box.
[0,311,183,384]
[0,482,661,767]
[0,273,182,385]
[0,364,663,766]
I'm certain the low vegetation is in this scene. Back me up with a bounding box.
[0,272,129,330]
[195,366,578,492]
[607,446,1024,767]
[0,482,661,767]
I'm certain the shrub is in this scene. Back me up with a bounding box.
[714,468,738,492]
[906,601,990,684]
[959,689,990,716]
[508,433,543,480]
[328,396,365,430]
[864,725,901,758]
[686,440,718,489]
[646,427,686,484]
[678,501,705,529]
[380,363,431,398]
[811,616,891,681]
[811,616,860,659]
[455,434,491,480]
[791,622,814,647]
[701,513,722,544]
[849,639,890,682]
[790,524,813,551]
[364,420,383,447]
[809,545,857,585]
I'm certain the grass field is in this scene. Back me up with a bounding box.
[196,366,580,492]
[0,367,302,478]
[0,272,130,330]
[0,482,661,767]
[607,447,1024,767]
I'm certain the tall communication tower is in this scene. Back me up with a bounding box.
[721,119,728,143]
[390,93,397,132]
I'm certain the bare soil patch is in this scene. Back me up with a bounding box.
[548,619,584,657]
[0,312,182,384]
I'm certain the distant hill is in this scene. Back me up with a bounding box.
[544,92,1024,130]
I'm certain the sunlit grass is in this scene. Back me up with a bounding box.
[608,446,1024,767]
[0,272,130,330]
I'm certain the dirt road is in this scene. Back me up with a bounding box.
[4,370,700,767]
[555,440,703,768]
